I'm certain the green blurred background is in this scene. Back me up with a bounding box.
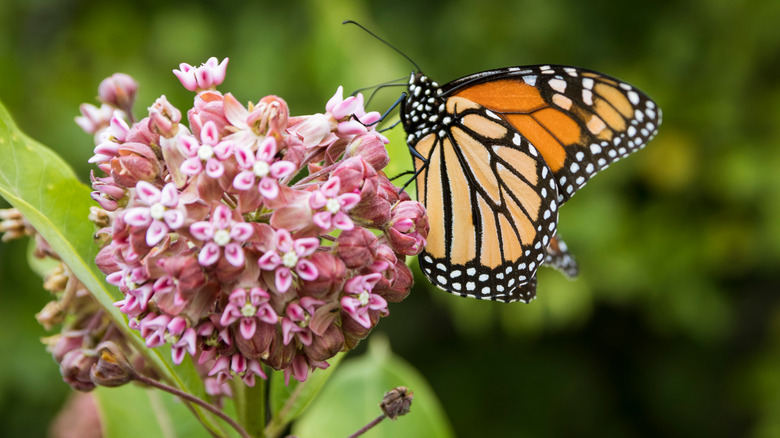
[2,0,780,436]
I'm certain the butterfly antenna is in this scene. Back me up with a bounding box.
[342,20,422,72]
[350,76,407,97]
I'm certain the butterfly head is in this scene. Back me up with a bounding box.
[400,72,447,145]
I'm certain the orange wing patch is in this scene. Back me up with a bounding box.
[451,127,501,204]
[453,79,546,113]
[504,114,567,172]
[594,83,634,118]
[442,137,477,265]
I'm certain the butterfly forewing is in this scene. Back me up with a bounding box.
[443,65,661,205]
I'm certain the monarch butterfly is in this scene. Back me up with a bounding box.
[398,65,661,303]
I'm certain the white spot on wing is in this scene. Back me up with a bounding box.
[549,78,567,93]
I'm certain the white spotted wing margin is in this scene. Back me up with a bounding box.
[413,112,560,303]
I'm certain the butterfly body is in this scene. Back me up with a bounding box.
[399,65,661,303]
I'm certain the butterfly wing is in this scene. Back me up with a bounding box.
[411,100,558,303]
[402,65,659,303]
[544,235,578,278]
[443,65,662,204]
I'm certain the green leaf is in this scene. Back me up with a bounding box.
[292,337,454,438]
[0,100,223,435]
[265,352,345,437]
[94,384,213,438]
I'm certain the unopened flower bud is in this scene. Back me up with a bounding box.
[302,323,345,362]
[189,92,228,140]
[341,309,380,350]
[262,330,296,370]
[380,386,413,419]
[384,201,429,256]
[148,95,182,137]
[98,73,138,115]
[48,330,86,362]
[382,259,414,303]
[61,349,98,392]
[112,142,162,185]
[335,228,377,270]
[300,252,346,299]
[90,342,135,387]
[234,321,276,360]
[345,133,389,170]
[331,156,379,196]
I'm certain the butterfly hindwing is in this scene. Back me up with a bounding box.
[544,235,578,278]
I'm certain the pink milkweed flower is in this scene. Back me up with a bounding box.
[220,287,278,340]
[283,354,329,385]
[233,137,296,199]
[139,314,172,348]
[291,113,336,148]
[148,95,182,137]
[123,182,185,247]
[76,103,115,136]
[325,86,381,137]
[309,177,360,231]
[208,353,266,387]
[384,200,429,256]
[179,120,235,178]
[223,93,290,147]
[190,204,253,267]
[88,112,131,164]
[167,316,198,365]
[257,228,319,293]
[341,273,389,329]
[173,57,229,92]
[281,297,324,346]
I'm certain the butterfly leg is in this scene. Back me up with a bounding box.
[396,145,427,194]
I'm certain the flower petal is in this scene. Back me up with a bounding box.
[295,259,319,281]
[230,223,254,242]
[135,181,161,204]
[224,242,246,267]
[123,207,152,227]
[233,171,256,191]
[146,220,169,246]
[198,242,221,266]
[190,221,214,240]
[239,318,256,339]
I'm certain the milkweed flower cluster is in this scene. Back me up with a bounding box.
[78,58,428,387]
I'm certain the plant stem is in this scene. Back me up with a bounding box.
[240,376,267,437]
[134,373,251,438]
[347,414,386,438]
